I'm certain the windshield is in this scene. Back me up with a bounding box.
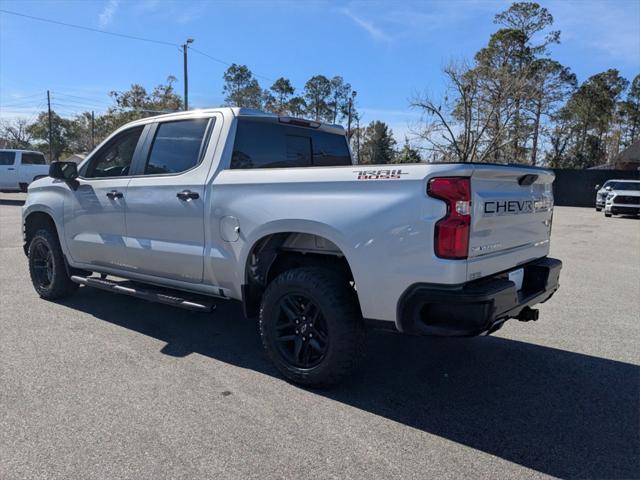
[613,182,640,191]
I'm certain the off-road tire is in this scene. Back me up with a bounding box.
[259,267,365,387]
[28,228,78,299]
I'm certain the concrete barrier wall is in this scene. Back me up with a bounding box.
[551,169,640,207]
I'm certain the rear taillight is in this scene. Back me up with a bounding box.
[427,177,471,259]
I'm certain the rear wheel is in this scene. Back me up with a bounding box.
[28,229,78,299]
[259,267,365,386]
[595,207,602,212]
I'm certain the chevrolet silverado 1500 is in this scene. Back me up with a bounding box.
[23,108,562,385]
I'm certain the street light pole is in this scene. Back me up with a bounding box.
[182,38,194,111]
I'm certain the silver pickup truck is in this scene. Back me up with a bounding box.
[22,108,562,385]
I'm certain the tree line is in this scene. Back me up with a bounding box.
[1,2,637,168]
[0,76,184,161]
[220,66,419,164]
[411,2,639,168]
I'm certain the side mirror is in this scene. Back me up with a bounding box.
[605,186,612,191]
[595,184,600,191]
[49,161,78,181]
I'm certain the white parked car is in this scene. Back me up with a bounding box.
[594,180,619,211]
[603,180,640,217]
[22,108,562,385]
[0,149,48,192]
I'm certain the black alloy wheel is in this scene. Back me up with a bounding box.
[28,228,78,299]
[259,267,365,386]
[274,293,330,368]
[30,240,54,289]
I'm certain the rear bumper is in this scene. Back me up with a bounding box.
[398,257,562,336]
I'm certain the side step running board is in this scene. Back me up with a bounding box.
[70,275,216,312]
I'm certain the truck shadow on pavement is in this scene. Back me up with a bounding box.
[60,288,639,479]
[0,198,26,206]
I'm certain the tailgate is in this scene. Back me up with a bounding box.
[467,165,554,281]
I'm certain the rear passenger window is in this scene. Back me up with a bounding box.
[311,131,351,166]
[0,152,16,165]
[22,153,46,165]
[231,121,286,169]
[145,119,209,175]
[231,119,351,169]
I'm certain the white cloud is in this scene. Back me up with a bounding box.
[341,8,391,42]
[98,0,120,28]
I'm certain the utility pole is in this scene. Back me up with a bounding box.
[182,38,194,111]
[47,90,53,162]
[91,111,95,150]
[355,115,360,163]
[347,90,357,139]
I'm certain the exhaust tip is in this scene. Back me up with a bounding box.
[516,307,539,322]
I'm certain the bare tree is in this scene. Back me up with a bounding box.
[410,61,521,163]
[526,59,576,165]
[0,118,34,149]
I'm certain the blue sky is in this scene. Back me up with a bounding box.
[1,0,639,139]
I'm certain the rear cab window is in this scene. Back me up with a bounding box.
[231,118,351,169]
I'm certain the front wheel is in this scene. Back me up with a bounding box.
[28,229,78,299]
[604,212,612,217]
[259,267,365,387]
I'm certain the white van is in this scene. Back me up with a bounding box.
[0,149,48,192]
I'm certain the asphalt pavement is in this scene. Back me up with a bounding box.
[1,192,638,479]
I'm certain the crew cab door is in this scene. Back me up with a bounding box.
[0,151,18,189]
[123,117,214,283]
[64,125,146,269]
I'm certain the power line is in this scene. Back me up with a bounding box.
[53,92,111,103]
[51,99,108,109]
[0,9,179,47]
[0,9,277,83]
[0,92,45,102]
[0,99,45,108]
[190,47,275,82]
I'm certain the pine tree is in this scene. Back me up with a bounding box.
[303,75,332,122]
[393,138,422,163]
[222,64,263,109]
[359,121,396,164]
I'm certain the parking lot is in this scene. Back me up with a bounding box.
[1,193,638,479]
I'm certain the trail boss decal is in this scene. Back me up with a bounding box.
[354,169,408,180]
[484,197,552,216]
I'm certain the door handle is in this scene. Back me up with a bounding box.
[106,190,123,199]
[177,190,199,201]
[7,167,15,170]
